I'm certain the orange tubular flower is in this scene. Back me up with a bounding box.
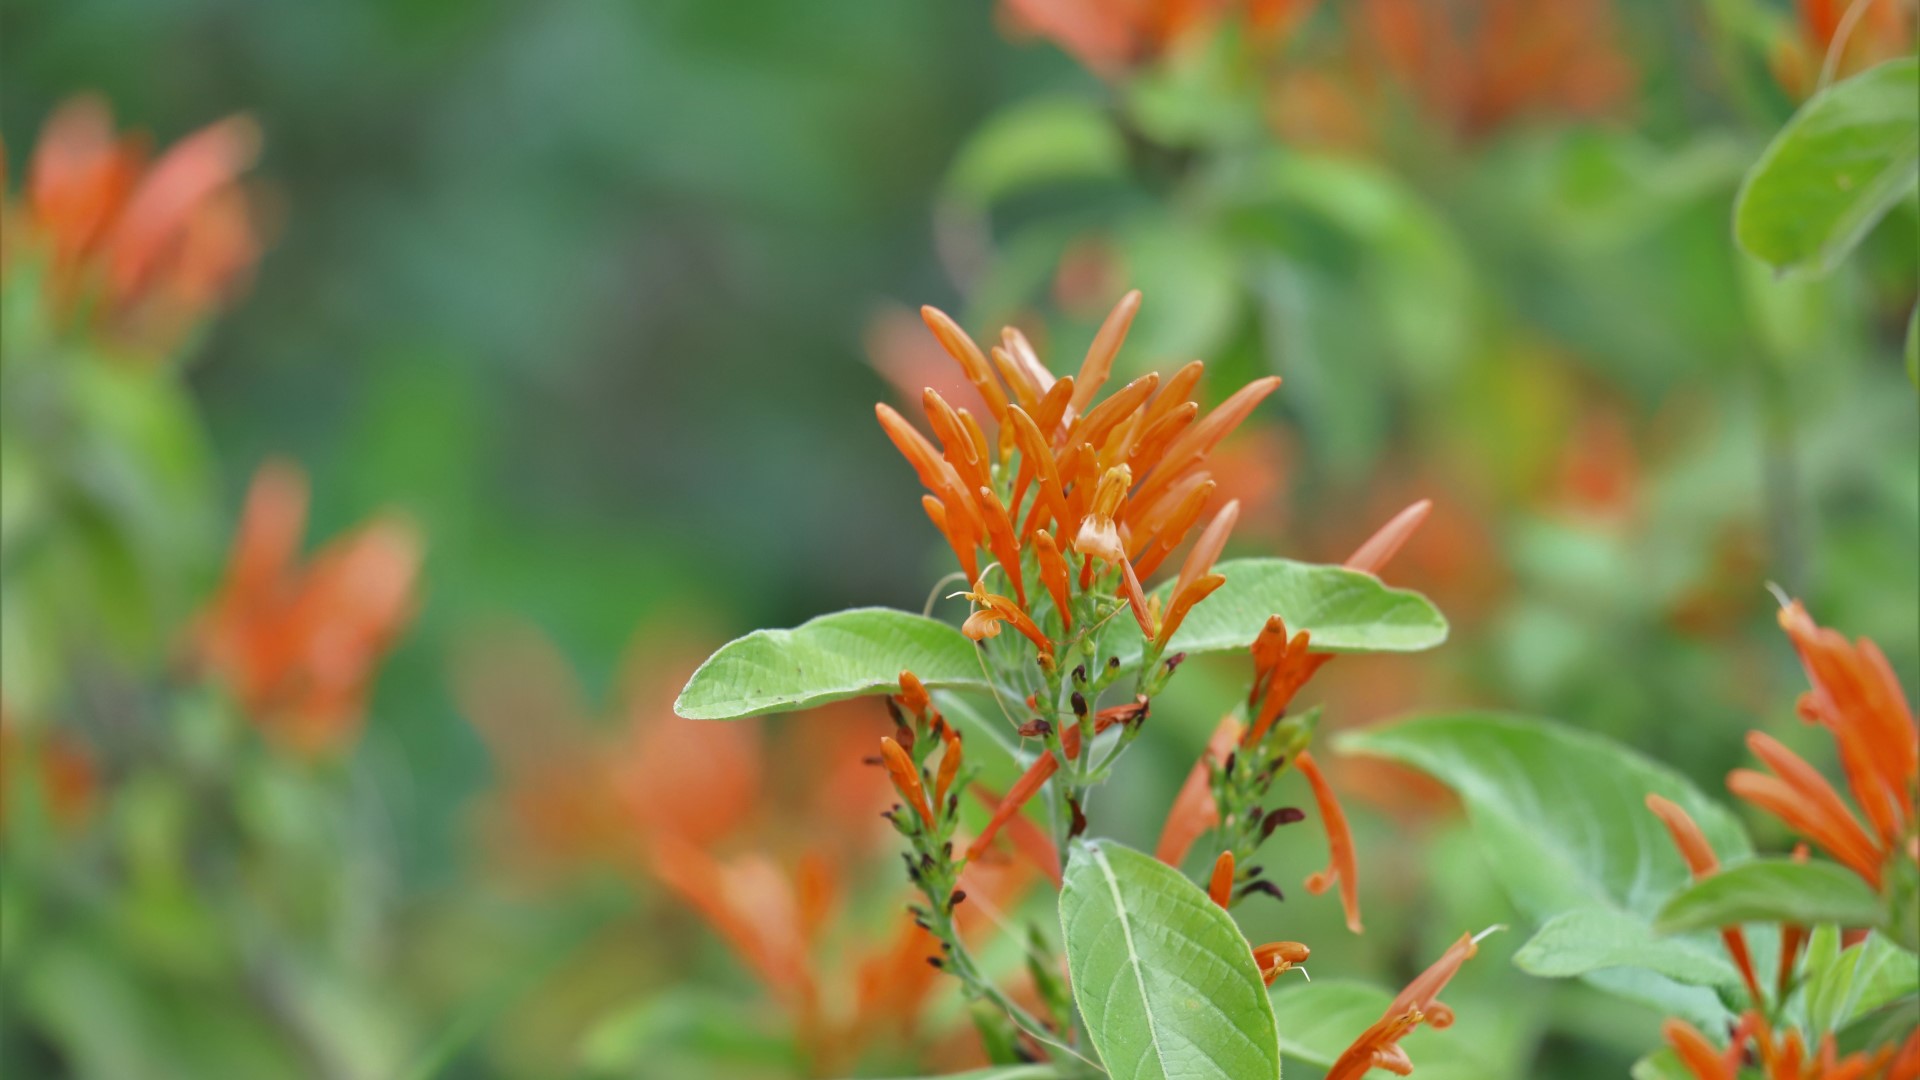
[1730,730,1887,889]
[1297,750,1362,934]
[881,736,935,828]
[191,460,421,756]
[1154,714,1246,866]
[1645,794,1764,1004]
[958,582,1053,659]
[9,95,262,354]
[1208,850,1236,908]
[1253,940,1311,985]
[1155,500,1236,647]
[1326,931,1482,1080]
[999,0,1308,79]
[1775,600,1917,850]
[1666,1012,1903,1080]
[1664,1019,1738,1080]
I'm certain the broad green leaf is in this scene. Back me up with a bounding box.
[1340,714,1750,920]
[1059,839,1280,1080]
[1268,981,1492,1080]
[1656,859,1886,935]
[945,97,1124,207]
[675,608,990,720]
[1340,713,1749,1025]
[1514,908,1742,991]
[1111,558,1447,666]
[1734,58,1920,273]
[1799,930,1919,1034]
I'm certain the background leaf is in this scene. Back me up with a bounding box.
[1340,713,1751,1024]
[944,96,1124,207]
[1655,859,1887,935]
[1513,908,1742,991]
[1059,839,1280,1080]
[674,607,990,719]
[1734,58,1920,273]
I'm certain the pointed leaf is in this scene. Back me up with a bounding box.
[1059,839,1280,1080]
[1339,713,1749,1025]
[1655,859,1887,935]
[1514,908,1742,991]
[1112,558,1447,665]
[675,608,991,720]
[1798,929,1919,1034]
[1734,58,1920,273]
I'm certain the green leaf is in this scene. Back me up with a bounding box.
[1111,558,1448,666]
[1734,58,1920,273]
[1339,713,1749,1024]
[1059,839,1280,1080]
[674,608,991,720]
[1799,930,1920,1034]
[1340,714,1750,920]
[1656,859,1887,935]
[945,97,1125,207]
[1630,1049,1695,1080]
[1268,980,1491,1080]
[1513,908,1742,991]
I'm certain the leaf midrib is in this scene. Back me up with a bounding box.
[1092,844,1172,1080]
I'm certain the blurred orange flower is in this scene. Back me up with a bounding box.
[0,714,97,834]
[190,460,421,757]
[1356,0,1635,140]
[1771,0,1916,98]
[3,95,262,355]
[998,0,1313,76]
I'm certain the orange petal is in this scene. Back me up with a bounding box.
[1298,750,1362,933]
[1153,714,1243,866]
[1071,288,1142,413]
[1344,499,1432,576]
[1207,850,1235,908]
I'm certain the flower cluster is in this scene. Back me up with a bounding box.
[881,291,1270,664]
[191,461,422,756]
[3,96,261,356]
[1649,796,1920,1080]
[1731,599,1918,895]
[1643,599,1919,1079]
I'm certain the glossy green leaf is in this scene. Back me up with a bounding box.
[674,608,990,720]
[1111,558,1448,666]
[1340,713,1750,1024]
[1656,859,1886,935]
[1513,908,1742,991]
[1734,58,1920,273]
[945,97,1124,207]
[1059,839,1280,1080]
[1268,980,1491,1080]
[1799,929,1920,1035]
